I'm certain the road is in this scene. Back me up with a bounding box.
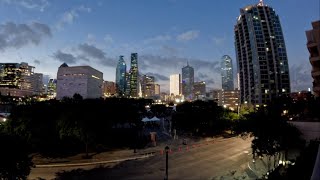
[29,136,254,180]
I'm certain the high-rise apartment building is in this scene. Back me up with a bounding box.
[115,55,127,96]
[221,55,234,90]
[306,20,320,97]
[170,74,181,96]
[129,53,139,97]
[182,63,194,100]
[234,0,290,105]
[56,63,103,100]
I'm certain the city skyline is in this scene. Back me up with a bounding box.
[0,0,319,92]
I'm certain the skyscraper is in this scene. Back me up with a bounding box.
[115,55,127,96]
[234,0,290,105]
[129,53,139,97]
[221,55,234,90]
[306,20,320,97]
[182,63,194,100]
[170,74,181,96]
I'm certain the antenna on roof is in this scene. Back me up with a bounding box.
[258,0,264,6]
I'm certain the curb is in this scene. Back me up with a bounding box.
[35,153,155,168]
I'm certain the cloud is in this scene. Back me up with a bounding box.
[161,45,179,55]
[33,59,40,65]
[145,72,169,81]
[1,0,49,11]
[0,21,51,50]
[53,50,77,64]
[176,30,199,41]
[78,43,106,60]
[144,35,171,44]
[290,63,312,91]
[77,43,116,67]
[56,5,91,30]
[211,35,226,46]
[104,34,114,44]
[198,72,208,79]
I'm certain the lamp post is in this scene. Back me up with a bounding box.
[164,146,169,180]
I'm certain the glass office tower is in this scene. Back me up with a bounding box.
[115,55,127,96]
[129,53,139,97]
[221,55,234,91]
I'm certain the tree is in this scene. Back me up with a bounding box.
[0,132,33,179]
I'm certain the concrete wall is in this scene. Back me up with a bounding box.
[289,121,320,142]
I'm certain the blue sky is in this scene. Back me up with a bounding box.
[0,0,319,92]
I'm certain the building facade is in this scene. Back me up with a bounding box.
[33,73,44,95]
[221,55,234,90]
[170,74,181,96]
[141,75,155,98]
[115,55,127,96]
[47,79,57,98]
[234,0,290,105]
[182,63,194,101]
[129,53,139,97]
[103,81,116,97]
[56,63,103,100]
[221,89,240,111]
[306,20,320,97]
[193,81,206,99]
[0,62,38,97]
[154,84,160,97]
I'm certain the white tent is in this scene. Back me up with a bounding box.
[141,116,160,122]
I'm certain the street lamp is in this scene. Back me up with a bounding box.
[164,146,170,180]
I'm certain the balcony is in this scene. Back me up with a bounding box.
[311,69,320,78]
[310,56,320,64]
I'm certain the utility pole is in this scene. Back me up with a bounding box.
[164,146,169,180]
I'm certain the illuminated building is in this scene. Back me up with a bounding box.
[221,55,234,90]
[234,0,290,105]
[103,81,116,97]
[170,74,181,96]
[0,62,37,97]
[115,55,127,96]
[129,53,139,97]
[193,81,206,99]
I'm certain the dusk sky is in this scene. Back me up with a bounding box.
[0,0,319,92]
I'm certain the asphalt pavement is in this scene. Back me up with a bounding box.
[29,136,260,180]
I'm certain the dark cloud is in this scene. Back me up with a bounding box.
[53,50,77,64]
[78,43,116,67]
[33,59,40,65]
[145,72,169,81]
[0,21,51,50]
[290,63,312,91]
[198,72,209,79]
